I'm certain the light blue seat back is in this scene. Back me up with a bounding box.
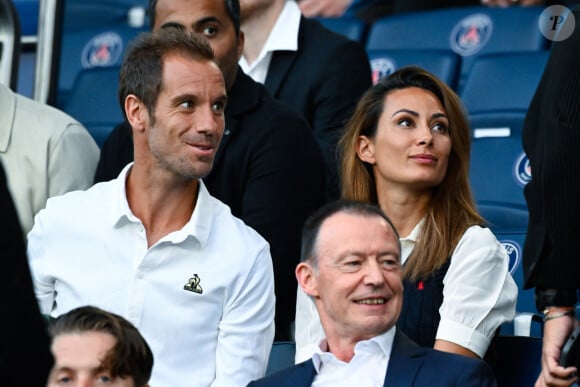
[463,51,549,212]
[316,17,368,43]
[366,6,548,92]
[61,66,123,147]
[367,48,461,89]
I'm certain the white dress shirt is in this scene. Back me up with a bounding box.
[311,328,395,387]
[295,221,517,361]
[28,164,276,387]
[239,0,300,84]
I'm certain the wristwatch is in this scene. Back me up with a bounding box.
[535,288,577,312]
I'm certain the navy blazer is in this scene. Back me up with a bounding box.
[248,331,498,387]
[265,17,372,199]
[93,69,326,341]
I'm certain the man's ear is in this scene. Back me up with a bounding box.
[356,135,376,164]
[236,30,245,61]
[124,94,147,133]
[296,262,319,298]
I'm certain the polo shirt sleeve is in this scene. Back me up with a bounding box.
[27,208,56,315]
[213,243,276,386]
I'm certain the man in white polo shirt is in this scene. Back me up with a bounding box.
[28,28,275,387]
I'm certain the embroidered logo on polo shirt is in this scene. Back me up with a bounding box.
[184,274,203,294]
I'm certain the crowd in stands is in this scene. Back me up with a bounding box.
[1,0,579,386]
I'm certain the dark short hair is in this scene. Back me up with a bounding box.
[118,28,215,121]
[49,306,154,387]
[301,200,401,266]
[147,0,241,35]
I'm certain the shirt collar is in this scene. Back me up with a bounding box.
[109,163,135,228]
[400,218,424,265]
[109,163,213,248]
[264,0,300,53]
[401,218,424,243]
[312,327,396,373]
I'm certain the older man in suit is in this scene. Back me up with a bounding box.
[248,200,498,387]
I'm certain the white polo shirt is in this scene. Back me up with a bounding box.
[28,163,276,387]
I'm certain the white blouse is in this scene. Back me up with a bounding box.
[294,222,518,361]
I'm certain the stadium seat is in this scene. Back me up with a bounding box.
[61,66,124,147]
[266,341,296,375]
[316,17,368,43]
[463,51,549,212]
[486,335,542,387]
[460,51,551,335]
[461,51,550,133]
[493,230,539,336]
[12,0,38,37]
[367,48,461,89]
[56,0,147,109]
[366,6,549,92]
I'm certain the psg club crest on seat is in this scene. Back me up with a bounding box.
[450,14,493,56]
[501,240,521,275]
[370,57,396,85]
[513,152,532,187]
[81,31,124,69]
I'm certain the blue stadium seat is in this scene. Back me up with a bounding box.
[493,230,539,335]
[12,0,38,37]
[56,0,147,109]
[266,341,296,375]
[366,6,548,92]
[461,51,550,133]
[487,335,542,387]
[61,66,124,147]
[461,51,550,335]
[57,24,146,109]
[367,48,461,89]
[316,17,368,43]
[463,51,549,212]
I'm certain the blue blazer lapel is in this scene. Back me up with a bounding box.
[263,18,304,96]
[264,50,298,97]
[383,330,426,387]
[296,360,317,386]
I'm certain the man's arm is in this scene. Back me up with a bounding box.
[48,122,100,195]
[26,208,56,315]
[213,245,276,386]
[535,314,577,387]
[298,0,354,17]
